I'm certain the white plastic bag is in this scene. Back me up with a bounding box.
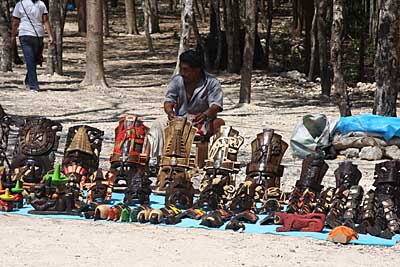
[290,114,337,158]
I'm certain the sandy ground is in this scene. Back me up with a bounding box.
[1,7,399,267]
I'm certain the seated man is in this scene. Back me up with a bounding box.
[145,49,225,166]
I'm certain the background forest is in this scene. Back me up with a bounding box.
[0,0,399,117]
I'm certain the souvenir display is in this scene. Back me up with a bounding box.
[227,179,262,213]
[274,212,326,232]
[86,168,114,204]
[107,203,130,221]
[245,129,288,188]
[357,160,400,239]
[1,108,399,245]
[225,210,259,231]
[195,126,243,210]
[109,116,150,195]
[200,209,233,228]
[149,204,182,225]
[324,161,363,229]
[286,153,328,214]
[10,118,62,191]
[327,225,359,244]
[0,189,15,212]
[63,125,104,195]
[93,204,111,220]
[11,180,24,208]
[158,117,197,208]
[28,164,82,215]
[136,205,153,223]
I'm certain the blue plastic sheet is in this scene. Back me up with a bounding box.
[335,114,400,141]
[2,192,399,246]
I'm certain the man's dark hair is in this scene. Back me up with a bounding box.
[179,49,204,69]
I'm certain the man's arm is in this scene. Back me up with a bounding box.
[194,104,221,124]
[194,78,223,124]
[42,14,54,45]
[164,75,181,120]
[164,101,176,121]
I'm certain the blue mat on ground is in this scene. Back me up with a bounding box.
[3,193,400,247]
[334,114,400,140]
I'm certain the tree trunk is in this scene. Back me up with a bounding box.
[47,0,63,75]
[81,0,108,89]
[103,0,110,37]
[316,0,330,96]
[194,0,205,23]
[224,0,240,73]
[292,0,298,32]
[239,0,257,104]
[192,11,210,68]
[373,0,400,117]
[174,0,193,74]
[209,0,217,34]
[303,0,314,74]
[331,0,351,116]
[358,0,368,81]
[149,0,160,33]
[78,0,87,35]
[308,3,318,81]
[61,0,68,35]
[264,0,273,69]
[369,0,379,47]
[198,0,207,23]
[211,0,222,70]
[143,0,154,52]
[125,0,139,34]
[0,0,12,72]
[169,0,177,13]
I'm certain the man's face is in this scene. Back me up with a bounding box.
[179,62,200,84]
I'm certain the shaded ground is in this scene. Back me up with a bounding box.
[0,4,396,267]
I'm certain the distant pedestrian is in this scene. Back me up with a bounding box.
[11,0,54,92]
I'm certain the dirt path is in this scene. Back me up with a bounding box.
[1,213,399,267]
[0,7,397,267]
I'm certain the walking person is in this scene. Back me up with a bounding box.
[11,0,54,92]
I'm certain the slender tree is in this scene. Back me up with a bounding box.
[303,0,314,74]
[169,0,177,13]
[125,0,139,34]
[373,0,400,116]
[103,0,110,37]
[224,0,241,73]
[81,0,108,89]
[211,0,223,70]
[264,0,273,69]
[47,0,63,75]
[174,0,193,74]
[194,0,205,23]
[149,0,160,33]
[308,3,318,81]
[316,0,330,96]
[78,0,87,35]
[331,0,351,116]
[143,0,154,52]
[0,0,12,71]
[239,0,257,104]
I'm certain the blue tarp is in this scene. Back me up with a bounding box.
[334,114,400,141]
[2,193,400,247]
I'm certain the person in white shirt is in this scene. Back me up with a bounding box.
[11,0,54,92]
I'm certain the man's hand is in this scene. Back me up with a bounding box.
[193,112,208,124]
[167,112,176,121]
[164,101,176,121]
